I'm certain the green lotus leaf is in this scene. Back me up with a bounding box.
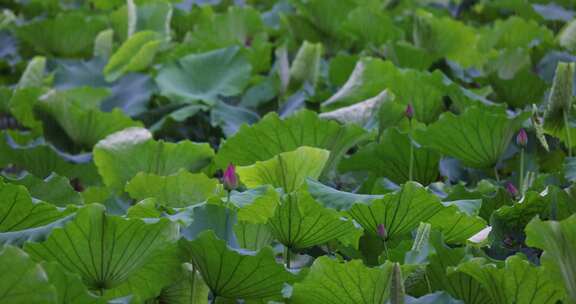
[413,10,487,68]
[328,54,358,87]
[104,31,163,82]
[181,230,295,301]
[306,178,382,211]
[177,6,271,72]
[0,134,102,185]
[346,182,444,240]
[180,5,263,49]
[342,6,404,48]
[267,188,362,249]
[0,246,57,304]
[15,13,107,58]
[480,16,554,50]
[131,0,172,38]
[525,215,576,303]
[236,146,329,193]
[180,203,237,246]
[490,189,575,251]
[216,110,367,177]
[414,106,530,168]
[149,104,209,133]
[36,88,141,150]
[105,243,183,301]
[152,263,209,304]
[125,170,219,207]
[8,87,45,135]
[478,0,542,21]
[429,207,487,244]
[291,256,394,304]
[319,90,392,130]
[544,62,574,139]
[234,221,274,251]
[25,204,180,300]
[486,48,530,80]
[156,46,252,105]
[52,57,155,117]
[110,0,173,41]
[566,157,576,183]
[406,292,464,304]
[319,57,387,111]
[94,29,114,58]
[0,214,75,246]
[290,0,357,45]
[340,127,441,185]
[42,262,101,304]
[94,127,214,191]
[210,100,260,137]
[17,56,46,89]
[322,58,449,123]
[230,185,279,224]
[4,172,83,206]
[559,19,576,51]
[0,181,73,233]
[383,41,436,70]
[289,41,323,91]
[126,198,162,219]
[454,255,562,304]
[426,232,491,304]
[488,65,547,108]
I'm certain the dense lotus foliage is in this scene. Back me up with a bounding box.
[1,0,576,303]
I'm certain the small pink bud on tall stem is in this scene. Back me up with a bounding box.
[405,103,414,121]
[506,182,519,198]
[223,164,238,191]
[516,129,528,147]
[377,224,388,240]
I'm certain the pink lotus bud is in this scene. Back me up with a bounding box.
[223,164,238,191]
[505,182,519,198]
[405,103,414,120]
[377,224,387,240]
[516,129,528,147]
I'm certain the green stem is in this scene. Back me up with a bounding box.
[409,142,414,182]
[564,111,572,157]
[408,120,414,182]
[424,273,433,294]
[223,191,231,243]
[382,240,389,259]
[284,246,291,269]
[519,148,525,195]
[494,166,500,182]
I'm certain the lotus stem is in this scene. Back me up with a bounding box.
[408,142,414,182]
[408,120,414,182]
[519,148,525,195]
[564,111,572,157]
[424,273,432,294]
[382,239,389,259]
[223,191,231,243]
[284,246,291,269]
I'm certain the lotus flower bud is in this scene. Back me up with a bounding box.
[506,182,519,198]
[516,129,528,147]
[223,164,238,191]
[405,103,414,120]
[377,223,387,240]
